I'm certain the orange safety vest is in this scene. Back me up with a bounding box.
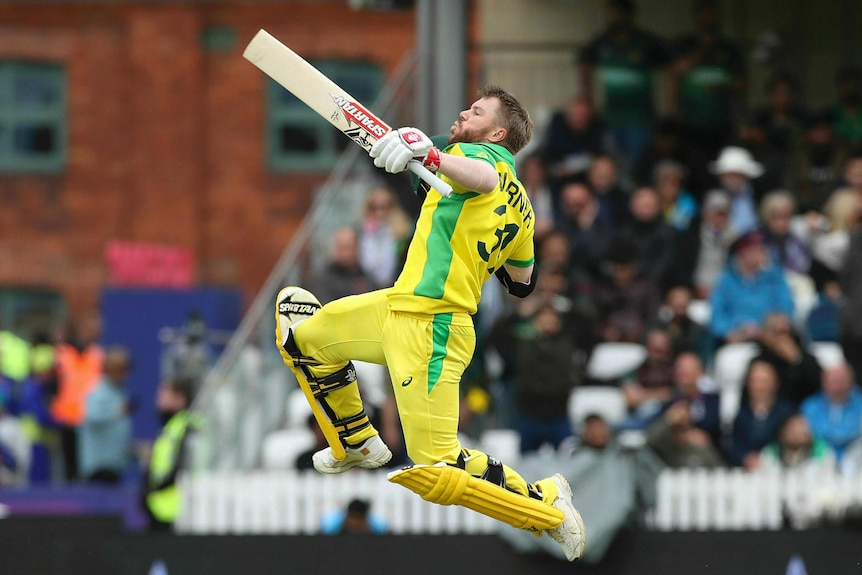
[50,343,104,426]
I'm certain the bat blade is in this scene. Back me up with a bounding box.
[243,29,452,196]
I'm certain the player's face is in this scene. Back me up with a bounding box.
[449,97,503,146]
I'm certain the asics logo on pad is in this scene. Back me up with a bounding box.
[400,377,413,387]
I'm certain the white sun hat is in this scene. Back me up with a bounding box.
[708,146,765,178]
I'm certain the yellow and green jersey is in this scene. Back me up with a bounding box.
[388,141,534,317]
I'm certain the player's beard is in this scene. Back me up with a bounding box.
[448,120,483,146]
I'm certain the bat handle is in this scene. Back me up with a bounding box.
[408,161,453,198]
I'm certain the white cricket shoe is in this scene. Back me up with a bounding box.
[545,473,587,562]
[312,434,393,474]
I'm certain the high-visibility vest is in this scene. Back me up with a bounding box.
[146,410,199,523]
[0,331,31,382]
[50,344,103,426]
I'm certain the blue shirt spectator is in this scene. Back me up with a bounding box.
[78,347,132,483]
[800,364,862,461]
[709,231,794,342]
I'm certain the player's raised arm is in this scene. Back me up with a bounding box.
[369,127,499,194]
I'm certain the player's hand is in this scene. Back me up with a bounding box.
[369,127,440,174]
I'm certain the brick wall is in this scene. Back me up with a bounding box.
[0,1,419,319]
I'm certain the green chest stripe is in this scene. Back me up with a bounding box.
[427,313,453,394]
[414,198,467,299]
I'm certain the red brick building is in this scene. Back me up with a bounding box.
[0,1,423,319]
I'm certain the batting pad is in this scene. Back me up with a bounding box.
[387,463,564,532]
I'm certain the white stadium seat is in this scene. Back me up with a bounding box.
[712,342,759,427]
[808,341,845,369]
[568,385,627,430]
[687,299,712,326]
[586,342,647,381]
[261,428,316,470]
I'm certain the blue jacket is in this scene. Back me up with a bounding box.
[709,262,794,339]
[78,379,131,478]
[801,388,862,460]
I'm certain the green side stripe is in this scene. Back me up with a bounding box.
[505,257,534,267]
[414,199,466,299]
[427,313,453,394]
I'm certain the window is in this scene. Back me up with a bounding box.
[267,60,384,172]
[0,62,66,172]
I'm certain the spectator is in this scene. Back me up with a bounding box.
[513,304,578,454]
[788,109,849,212]
[730,359,795,469]
[587,155,629,228]
[307,226,380,305]
[759,191,811,275]
[833,65,862,145]
[753,71,808,155]
[800,363,862,462]
[357,186,411,287]
[672,189,738,298]
[758,414,836,474]
[670,0,746,157]
[320,498,388,535]
[78,346,132,484]
[793,187,860,279]
[839,227,862,377]
[160,311,212,398]
[620,329,675,430]
[708,146,764,235]
[51,317,103,481]
[752,312,822,408]
[542,97,607,186]
[0,388,30,486]
[498,413,663,564]
[633,118,694,189]
[519,153,556,239]
[591,237,660,343]
[734,112,788,197]
[16,350,60,483]
[556,180,614,286]
[144,377,198,531]
[842,152,862,198]
[709,230,794,344]
[656,286,712,365]
[578,0,669,167]
[617,186,675,285]
[654,160,697,232]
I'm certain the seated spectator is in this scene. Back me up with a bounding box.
[708,146,764,235]
[0,388,30,486]
[793,188,860,281]
[542,97,606,185]
[842,152,862,198]
[498,413,663,564]
[654,160,697,233]
[634,118,693,189]
[752,312,822,408]
[670,189,739,298]
[753,71,807,156]
[619,329,675,429]
[788,109,849,212]
[709,230,794,344]
[730,359,795,469]
[357,186,411,287]
[320,498,388,535]
[513,304,578,454]
[556,180,613,286]
[307,226,380,304]
[591,237,660,343]
[647,353,722,468]
[832,65,862,145]
[78,346,133,484]
[759,191,811,275]
[800,363,862,462]
[616,186,675,285]
[587,155,629,228]
[734,112,788,198]
[757,414,836,474]
[656,285,712,364]
[519,153,555,239]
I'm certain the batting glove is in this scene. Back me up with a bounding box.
[370,127,441,174]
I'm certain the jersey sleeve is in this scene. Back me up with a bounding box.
[505,234,535,268]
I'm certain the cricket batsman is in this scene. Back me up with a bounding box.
[275,86,586,561]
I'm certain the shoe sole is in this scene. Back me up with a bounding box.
[549,474,587,561]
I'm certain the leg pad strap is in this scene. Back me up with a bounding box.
[387,463,563,532]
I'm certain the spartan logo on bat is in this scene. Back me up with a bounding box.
[330,94,388,138]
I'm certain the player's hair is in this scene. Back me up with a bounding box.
[478,85,533,155]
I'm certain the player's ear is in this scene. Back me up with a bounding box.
[488,127,507,145]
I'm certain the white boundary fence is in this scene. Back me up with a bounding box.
[177,468,862,535]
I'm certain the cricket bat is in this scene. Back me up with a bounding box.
[243,29,453,197]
